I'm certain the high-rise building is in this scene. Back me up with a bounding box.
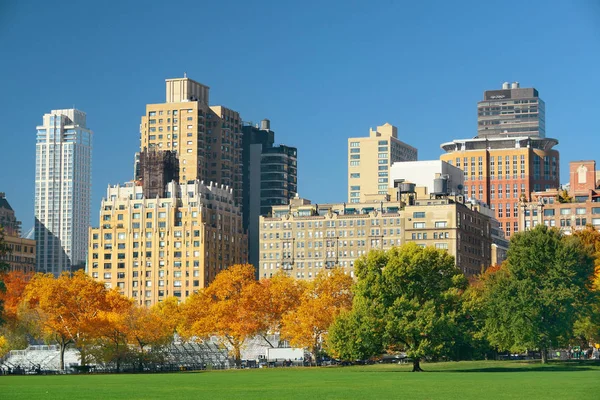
[0,192,36,274]
[348,123,417,203]
[135,150,179,198]
[139,77,243,208]
[241,119,298,272]
[88,180,247,306]
[440,136,559,237]
[35,109,92,275]
[477,82,545,138]
[259,181,493,280]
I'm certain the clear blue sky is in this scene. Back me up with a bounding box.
[1,0,599,232]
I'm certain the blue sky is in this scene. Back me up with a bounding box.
[1,0,599,232]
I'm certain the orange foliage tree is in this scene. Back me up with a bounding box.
[251,272,306,348]
[574,225,600,289]
[125,303,174,370]
[23,270,111,370]
[181,264,262,366]
[0,270,33,355]
[281,268,353,364]
[96,289,135,371]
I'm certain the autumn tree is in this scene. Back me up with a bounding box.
[481,225,595,363]
[125,303,174,370]
[281,268,353,365]
[0,271,34,354]
[328,243,467,372]
[23,270,111,370]
[181,264,262,367]
[252,272,305,347]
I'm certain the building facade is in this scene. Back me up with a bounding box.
[242,120,298,272]
[88,180,247,306]
[139,77,243,208]
[520,160,600,233]
[259,186,492,281]
[477,82,545,138]
[440,136,559,238]
[348,123,417,203]
[0,193,36,274]
[35,109,92,275]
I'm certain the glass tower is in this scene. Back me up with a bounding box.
[35,109,92,275]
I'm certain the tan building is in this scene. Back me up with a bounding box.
[140,77,243,208]
[520,160,600,234]
[348,123,417,203]
[259,185,492,281]
[440,136,559,238]
[0,192,36,274]
[88,180,247,306]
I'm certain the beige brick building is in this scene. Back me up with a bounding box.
[140,77,243,208]
[259,186,492,280]
[0,192,36,274]
[88,180,247,306]
[348,123,417,203]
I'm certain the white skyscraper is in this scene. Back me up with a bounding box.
[35,109,92,275]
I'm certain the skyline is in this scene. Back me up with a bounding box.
[1,0,600,231]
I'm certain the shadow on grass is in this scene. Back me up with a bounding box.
[358,360,600,373]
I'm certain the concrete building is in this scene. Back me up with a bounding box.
[520,160,600,234]
[348,123,417,203]
[478,82,545,138]
[440,134,559,238]
[259,182,493,281]
[140,77,243,208]
[35,109,92,275]
[88,180,247,306]
[390,160,464,196]
[0,193,36,274]
[242,120,298,273]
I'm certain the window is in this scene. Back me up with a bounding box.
[544,209,555,216]
[434,221,447,228]
[350,141,360,147]
[560,208,571,215]
[413,222,425,229]
[350,161,360,166]
[413,212,425,218]
[350,173,360,178]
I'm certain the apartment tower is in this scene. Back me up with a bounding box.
[35,109,92,275]
[348,123,417,203]
[140,77,243,208]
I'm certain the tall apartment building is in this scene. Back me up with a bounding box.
[520,160,600,233]
[88,180,247,306]
[35,109,92,275]
[241,120,298,272]
[0,193,36,274]
[260,182,492,281]
[139,77,243,208]
[478,82,545,138]
[348,123,417,203]
[440,136,559,237]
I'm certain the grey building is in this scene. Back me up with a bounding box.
[477,82,545,138]
[242,120,298,273]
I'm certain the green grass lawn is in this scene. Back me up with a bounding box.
[2,360,599,399]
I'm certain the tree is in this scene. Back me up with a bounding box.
[180,264,262,367]
[328,243,467,371]
[481,225,595,363]
[23,270,111,370]
[281,268,353,365]
[0,271,34,353]
[95,289,135,372]
[124,303,174,371]
[252,272,305,347]
[0,227,12,325]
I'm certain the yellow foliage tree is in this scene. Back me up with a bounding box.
[181,264,261,366]
[281,268,353,364]
[23,270,110,370]
[0,270,34,352]
[96,289,135,371]
[125,303,174,370]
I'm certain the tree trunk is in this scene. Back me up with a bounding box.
[234,346,242,368]
[59,341,67,371]
[541,347,547,364]
[412,358,424,372]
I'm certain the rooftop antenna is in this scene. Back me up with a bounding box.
[184,72,187,78]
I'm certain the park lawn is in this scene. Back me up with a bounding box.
[2,360,599,400]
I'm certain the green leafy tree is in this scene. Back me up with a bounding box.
[481,225,595,363]
[328,243,467,371]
